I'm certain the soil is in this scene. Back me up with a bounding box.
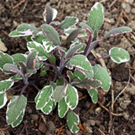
[0,0,135,135]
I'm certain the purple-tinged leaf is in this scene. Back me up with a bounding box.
[77,78,101,90]
[3,64,22,76]
[59,16,79,30]
[104,26,132,39]
[52,85,67,102]
[18,61,27,75]
[12,53,26,66]
[0,78,14,93]
[9,24,38,37]
[44,5,53,24]
[0,51,13,72]
[66,28,83,43]
[41,24,61,46]
[79,22,94,35]
[0,93,7,109]
[50,21,60,28]
[66,44,83,59]
[58,47,66,58]
[88,2,104,31]
[26,51,38,69]
[6,95,27,128]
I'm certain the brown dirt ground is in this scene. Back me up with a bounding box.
[0,0,135,135]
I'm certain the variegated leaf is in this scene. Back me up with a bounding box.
[6,95,27,128]
[0,92,7,108]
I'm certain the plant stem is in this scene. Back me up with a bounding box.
[5,84,22,93]
[93,55,110,61]
[40,62,57,71]
[31,82,40,92]
[83,34,93,56]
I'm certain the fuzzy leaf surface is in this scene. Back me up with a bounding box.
[59,16,78,30]
[12,53,26,65]
[35,85,53,109]
[79,22,94,34]
[0,93,7,108]
[65,84,78,110]
[52,85,67,102]
[41,24,61,46]
[109,47,130,64]
[6,95,27,128]
[0,79,14,93]
[66,44,83,59]
[67,111,79,133]
[88,2,104,31]
[42,39,56,53]
[104,26,132,39]
[58,98,68,118]
[87,89,98,103]
[68,54,92,71]
[3,63,22,76]
[93,64,111,91]
[26,51,38,69]
[0,51,13,71]
[41,98,55,115]
[9,23,38,37]
[45,5,53,24]
[27,41,48,60]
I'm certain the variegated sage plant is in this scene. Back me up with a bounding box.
[0,2,132,133]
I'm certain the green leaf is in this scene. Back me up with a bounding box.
[66,44,83,59]
[9,23,38,37]
[79,22,94,35]
[32,33,46,44]
[67,111,79,133]
[42,39,56,53]
[27,41,48,60]
[6,95,27,128]
[58,98,68,118]
[78,78,101,89]
[35,85,53,109]
[59,16,78,30]
[41,24,61,46]
[104,26,132,39]
[88,2,104,31]
[12,53,26,65]
[65,84,78,110]
[3,63,22,76]
[26,51,38,69]
[66,28,83,43]
[93,64,111,91]
[0,93,7,109]
[74,68,94,80]
[68,54,92,71]
[87,89,98,103]
[44,5,53,24]
[67,71,74,82]
[109,47,130,64]
[52,85,67,102]
[0,79,14,93]
[41,98,55,115]
[0,51,13,72]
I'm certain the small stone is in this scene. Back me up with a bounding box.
[83,122,93,133]
[39,123,47,133]
[121,3,131,14]
[46,121,56,133]
[123,111,130,120]
[89,120,96,126]
[125,83,135,95]
[128,21,135,31]
[0,41,7,52]
[95,107,102,114]
[66,129,72,135]
[31,114,39,121]
[131,8,135,14]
